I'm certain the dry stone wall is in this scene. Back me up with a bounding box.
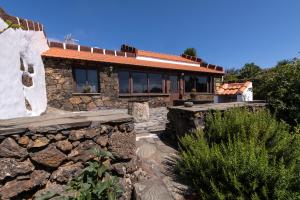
[0,117,137,200]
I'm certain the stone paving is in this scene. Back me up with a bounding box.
[134,107,187,200]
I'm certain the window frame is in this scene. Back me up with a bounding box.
[184,74,211,94]
[73,67,100,94]
[118,69,165,95]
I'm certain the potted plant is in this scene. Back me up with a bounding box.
[82,85,92,93]
[190,88,197,100]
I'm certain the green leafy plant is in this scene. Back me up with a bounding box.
[183,48,197,57]
[176,108,300,199]
[69,148,123,200]
[35,148,123,200]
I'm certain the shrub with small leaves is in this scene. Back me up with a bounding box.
[177,108,300,199]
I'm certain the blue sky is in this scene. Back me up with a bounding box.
[1,0,300,69]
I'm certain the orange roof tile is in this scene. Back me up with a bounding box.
[216,81,252,95]
[137,49,199,64]
[42,48,224,74]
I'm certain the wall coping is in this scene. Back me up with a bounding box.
[0,110,133,136]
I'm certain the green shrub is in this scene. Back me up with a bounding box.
[176,108,300,199]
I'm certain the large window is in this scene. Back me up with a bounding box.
[132,72,148,93]
[74,68,99,93]
[118,71,129,93]
[118,71,164,94]
[184,75,208,93]
[149,73,162,93]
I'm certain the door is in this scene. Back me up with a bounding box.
[169,75,179,105]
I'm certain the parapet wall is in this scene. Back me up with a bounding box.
[0,111,136,200]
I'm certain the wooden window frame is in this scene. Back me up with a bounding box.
[183,74,213,94]
[72,66,100,94]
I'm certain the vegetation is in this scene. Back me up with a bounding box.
[0,20,22,34]
[223,58,300,126]
[176,108,300,199]
[37,149,123,200]
[183,48,197,57]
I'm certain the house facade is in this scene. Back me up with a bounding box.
[0,7,225,118]
[214,81,253,103]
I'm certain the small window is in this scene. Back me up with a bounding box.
[74,68,99,93]
[132,72,147,93]
[118,71,130,93]
[149,73,162,93]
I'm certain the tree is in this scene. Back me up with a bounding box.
[223,68,240,82]
[239,62,262,80]
[0,20,22,35]
[183,48,197,57]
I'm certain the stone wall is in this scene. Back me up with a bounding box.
[166,102,266,139]
[0,112,136,199]
[44,58,169,111]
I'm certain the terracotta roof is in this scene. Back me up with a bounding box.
[216,81,252,95]
[0,7,44,32]
[42,47,224,74]
[137,49,199,64]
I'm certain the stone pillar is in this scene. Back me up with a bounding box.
[129,102,150,123]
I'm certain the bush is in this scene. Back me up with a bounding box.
[176,108,300,199]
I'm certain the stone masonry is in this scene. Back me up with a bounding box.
[0,111,137,200]
[44,58,169,111]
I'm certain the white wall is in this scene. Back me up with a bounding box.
[136,56,200,67]
[239,82,253,102]
[0,19,49,119]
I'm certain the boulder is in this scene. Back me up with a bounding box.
[84,128,99,139]
[22,72,33,87]
[18,135,30,147]
[68,140,99,162]
[0,158,34,181]
[28,137,49,149]
[0,170,50,199]
[108,131,135,160]
[68,130,85,141]
[54,133,66,141]
[131,102,150,123]
[33,182,75,199]
[56,140,73,152]
[94,134,109,147]
[0,137,28,159]
[30,146,67,168]
[50,162,83,183]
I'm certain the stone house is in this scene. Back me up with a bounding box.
[214,81,253,103]
[0,7,225,118]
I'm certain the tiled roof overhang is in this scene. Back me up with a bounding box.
[42,47,224,75]
[216,81,252,95]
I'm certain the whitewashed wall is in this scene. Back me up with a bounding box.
[0,18,48,119]
[238,82,253,102]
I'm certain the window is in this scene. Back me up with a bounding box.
[74,68,99,93]
[184,75,195,92]
[149,73,162,93]
[118,71,129,93]
[185,75,208,93]
[196,76,208,92]
[132,72,148,93]
[169,75,178,93]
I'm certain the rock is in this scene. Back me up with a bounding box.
[136,143,157,159]
[131,102,150,123]
[0,137,28,159]
[30,146,67,168]
[87,102,97,110]
[94,134,109,147]
[28,137,49,149]
[69,97,82,105]
[0,170,50,200]
[56,140,73,152]
[22,72,33,87]
[25,98,32,111]
[119,177,133,200]
[68,130,85,141]
[28,64,34,74]
[133,179,173,200]
[68,140,99,162]
[112,158,138,176]
[108,131,135,160]
[125,123,134,132]
[50,162,83,183]
[118,124,126,132]
[54,133,66,141]
[81,96,92,104]
[84,128,99,139]
[0,158,34,181]
[184,101,194,107]
[18,135,30,147]
[72,141,80,147]
[33,182,75,199]
[100,125,112,134]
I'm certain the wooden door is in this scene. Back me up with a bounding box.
[169,75,179,105]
